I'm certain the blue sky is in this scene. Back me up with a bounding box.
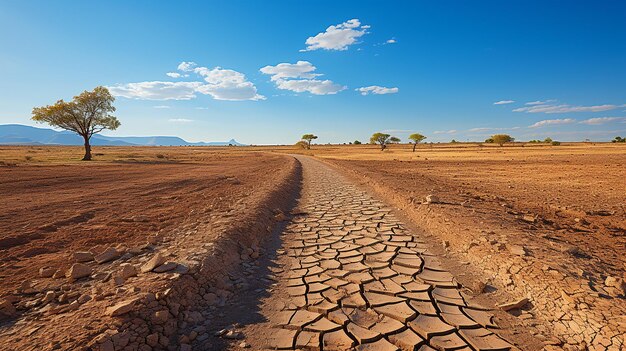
[1,1,625,144]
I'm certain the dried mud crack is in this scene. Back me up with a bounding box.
[231,156,520,351]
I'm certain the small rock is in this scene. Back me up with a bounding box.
[0,300,17,317]
[67,263,92,281]
[153,262,177,273]
[42,291,56,303]
[78,294,92,304]
[105,299,138,316]
[521,214,536,223]
[508,245,527,256]
[119,264,138,280]
[180,344,192,351]
[141,253,167,273]
[239,341,251,348]
[152,310,170,324]
[39,267,56,278]
[146,333,159,347]
[425,194,440,204]
[73,251,94,263]
[498,297,529,311]
[94,247,120,264]
[52,269,65,279]
[223,330,244,339]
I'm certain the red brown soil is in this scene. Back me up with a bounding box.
[327,151,626,281]
[322,146,626,349]
[0,151,291,305]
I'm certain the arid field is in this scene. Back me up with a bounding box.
[0,143,624,351]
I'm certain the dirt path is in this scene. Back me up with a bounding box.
[237,156,518,350]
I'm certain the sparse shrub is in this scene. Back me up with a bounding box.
[450,139,458,143]
[156,154,166,159]
[24,156,33,161]
[301,134,318,149]
[551,141,561,146]
[485,138,494,143]
[544,137,553,143]
[353,140,362,145]
[612,136,625,143]
[389,136,401,144]
[295,140,308,149]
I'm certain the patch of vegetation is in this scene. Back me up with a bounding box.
[155,154,166,159]
[295,140,308,149]
[301,134,318,149]
[370,132,397,151]
[408,133,426,152]
[612,136,625,143]
[491,134,514,146]
[353,140,362,145]
[551,141,561,146]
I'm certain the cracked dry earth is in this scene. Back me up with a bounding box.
[240,156,518,351]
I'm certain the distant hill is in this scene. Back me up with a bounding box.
[0,124,245,146]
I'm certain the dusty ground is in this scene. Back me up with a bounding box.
[0,143,624,350]
[0,146,298,350]
[286,142,626,350]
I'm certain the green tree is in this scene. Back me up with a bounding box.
[491,134,514,146]
[612,136,625,143]
[32,86,120,160]
[370,132,392,151]
[389,136,401,144]
[408,133,426,152]
[301,134,318,149]
[485,138,494,143]
[353,140,362,145]
[543,137,553,143]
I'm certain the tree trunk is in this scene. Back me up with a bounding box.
[82,135,92,161]
[307,140,311,150]
[380,143,386,151]
[412,143,417,152]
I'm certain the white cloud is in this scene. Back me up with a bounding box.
[177,61,197,72]
[166,72,182,78]
[493,100,515,105]
[109,62,264,101]
[525,100,556,105]
[514,102,623,113]
[529,118,576,128]
[385,39,396,44]
[192,66,265,101]
[168,118,194,123]
[108,81,203,100]
[356,86,399,95]
[433,130,458,134]
[260,61,345,95]
[274,79,345,95]
[259,61,321,81]
[302,19,369,51]
[579,117,626,125]
[153,105,171,109]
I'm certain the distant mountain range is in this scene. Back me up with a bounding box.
[0,124,245,146]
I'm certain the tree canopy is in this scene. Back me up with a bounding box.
[389,136,401,144]
[370,132,393,150]
[32,86,120,160]
[491,134,514,146]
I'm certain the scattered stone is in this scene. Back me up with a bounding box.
[94,247,120,264]
[78,294,92,304]
[42,291,56,303]
[141,253,167,273]
[67,263,92,281]
[74,251,94,262]
[180,344,192,351]
[508,245,527,256]
[425,195,440,204]
[52,269,65,279]
[0,300,17,316]
[153,262,177,273]
[239,342,251,348]
[39,267,56,278]
[146,333,159,347]
[105,299,138,316]
[119,264,137,280]
[521,214,537,223]
[223,330,244,339]
[498,297,529,311]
